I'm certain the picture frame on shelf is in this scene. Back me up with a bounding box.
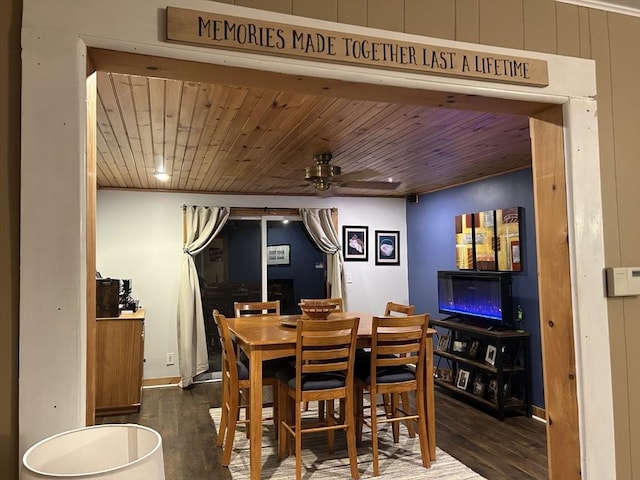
[488,377,499,400]
[467,339,481,359]
[485,344,497,365]
[472,374,486,397]
[456,369,471,390]
[436,334,451,352]
[375,230,400,265]
[342,225,368,262]
[452,340,467,354]
[436,367,454,383]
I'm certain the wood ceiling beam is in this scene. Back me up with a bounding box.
[88,48,549,116]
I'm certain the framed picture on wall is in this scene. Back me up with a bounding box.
[375,230,400,265]
[343,226,368,261]
[266,244,290,266]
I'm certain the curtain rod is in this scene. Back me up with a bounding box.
[180,205,336,213]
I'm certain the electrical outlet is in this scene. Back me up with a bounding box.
[166,352,175,366]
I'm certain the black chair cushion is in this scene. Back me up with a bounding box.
[275,366,346,391]
[354,351,416,384]
[237,358,288,380]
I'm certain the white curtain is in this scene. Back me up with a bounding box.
[299,208,345,301]
[177,206,230,388]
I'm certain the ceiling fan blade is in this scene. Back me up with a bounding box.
[335,168,380,183]
[339,180,401,190]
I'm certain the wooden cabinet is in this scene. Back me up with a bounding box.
[96,309,145,415]
[430,317,531,420]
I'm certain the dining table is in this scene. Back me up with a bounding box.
[226,311,437,480]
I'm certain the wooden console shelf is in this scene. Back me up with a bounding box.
[95,309,145,416]
[430,317,531,420]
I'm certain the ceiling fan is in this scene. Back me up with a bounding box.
[304,152,401,192]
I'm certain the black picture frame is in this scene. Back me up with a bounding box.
[375,230,400,265]
[467,339,481,359]
[266,244,290,266]
[342,226,368,261]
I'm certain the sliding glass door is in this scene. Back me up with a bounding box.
[194,215,326,376]
[267,219,326,314]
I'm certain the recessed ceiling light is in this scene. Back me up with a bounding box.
[154,171,170,181]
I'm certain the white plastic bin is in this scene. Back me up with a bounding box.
[22,424,165,479]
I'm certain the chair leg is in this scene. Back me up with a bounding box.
[416,390,431,468]
[370,391,380,477]
[242,388,250,439]
[355,385,364,447]
[327,400,335,454]
[277,382,289,460]
[344,396,360,480]
[222,390,240,466]
[401,392,416,438]
[295,399,303,480]
[391,394,400,443]
[272,383,279,441]
[382,393,392,417]
[216,376,228,447]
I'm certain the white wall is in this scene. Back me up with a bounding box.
[97,189,408,379]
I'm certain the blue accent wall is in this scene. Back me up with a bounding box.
[407,168,544,408]
[267,221,326,307]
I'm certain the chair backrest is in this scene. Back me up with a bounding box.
[212,310,239,385]
[370,314,428,389]
[295,317,359,398]
[384,301,416,316]
[300,297,344,312]
[234,300,280,317]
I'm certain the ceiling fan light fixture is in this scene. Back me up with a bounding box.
[304,153,340,191]
[304,164,341,182]
[312,179,332,191]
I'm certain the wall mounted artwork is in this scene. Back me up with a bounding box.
[455,207,522,272]
[343,225,368,261]
[375,230,400,265]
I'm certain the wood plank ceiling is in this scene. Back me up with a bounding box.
[96,71,533,198]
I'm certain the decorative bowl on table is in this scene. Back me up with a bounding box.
[298,299,341,320]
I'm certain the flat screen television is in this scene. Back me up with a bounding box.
[437,270,513,327]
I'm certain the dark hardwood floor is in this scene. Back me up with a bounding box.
[97,382,547,480]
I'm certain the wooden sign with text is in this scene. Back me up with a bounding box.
[166,7,548,87]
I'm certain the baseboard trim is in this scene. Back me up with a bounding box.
[532,405,546,420]
[143,376,180,387]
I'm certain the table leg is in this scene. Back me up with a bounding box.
[426,337,436,461]
[249,350,263,480]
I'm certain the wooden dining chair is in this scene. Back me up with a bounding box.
[276,316,361,480]
[382,301,416,434]
[233,300,282,362]
[384,301,415,316]
[212,310,281,466]
[301,297,344,312]
[355,314,431,476]
[234,300,280,317]
[299,297,344,415]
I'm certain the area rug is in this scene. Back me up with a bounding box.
[209,406,486,479]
